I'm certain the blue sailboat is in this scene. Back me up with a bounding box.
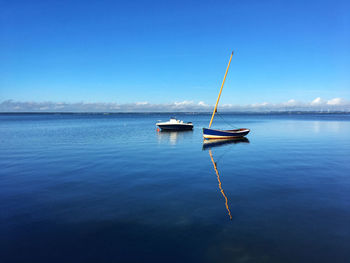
[203,51,250,139]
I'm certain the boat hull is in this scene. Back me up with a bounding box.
[203,128,250,139]
[158,124,193,131]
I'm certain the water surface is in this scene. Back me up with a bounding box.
[1,113,349,262]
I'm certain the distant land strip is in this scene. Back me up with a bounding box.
[1,99,350,113]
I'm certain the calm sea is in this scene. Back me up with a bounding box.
[1,113,349,263]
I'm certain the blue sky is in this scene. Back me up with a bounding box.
[0,0,349,110]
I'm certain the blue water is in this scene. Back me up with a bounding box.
[1,113,350,263]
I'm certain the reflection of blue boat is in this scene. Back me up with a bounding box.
[208,149,232,220]
[202,137,249,150]
[203,51,250,140]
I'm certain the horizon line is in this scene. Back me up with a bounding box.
[1,110,350,114]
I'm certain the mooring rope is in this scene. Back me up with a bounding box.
[216,112,239,129]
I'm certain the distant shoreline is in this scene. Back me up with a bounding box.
[1,111,350,115]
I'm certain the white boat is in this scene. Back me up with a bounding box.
[156,117,193,131]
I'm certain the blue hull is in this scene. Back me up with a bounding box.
[203,128,250,139]
[158,124,193,131]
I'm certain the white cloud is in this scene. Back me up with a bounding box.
[327,98,346,105]
[135,101,149,105]
[251,102,269,107]
[311,97,324,105]
[285,99,297,106]
[174,100,193,106]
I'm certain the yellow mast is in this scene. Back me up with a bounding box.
[208,51,234,128]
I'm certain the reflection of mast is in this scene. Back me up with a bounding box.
[208,149,232,220]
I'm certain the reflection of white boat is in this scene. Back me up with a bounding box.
[156,118,193,131]
[157,130,193,145]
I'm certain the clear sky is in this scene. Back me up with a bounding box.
[0,0,349,108]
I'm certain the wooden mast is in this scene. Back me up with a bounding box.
[208,51,234,128]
